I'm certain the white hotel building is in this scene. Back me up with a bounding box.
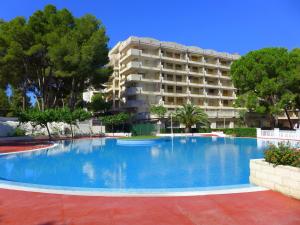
[105,37,241,128]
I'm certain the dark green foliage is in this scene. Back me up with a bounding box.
[231,48,300,128]
[12,127,26,136]
[213,128,256,137]
[100,112,130,132]
[150,105,167,119]
[0,88,10,116]
[132,123,157,136]
[0,5,110,111]
[264,144,300,168]
[59,107,91,138]
[88,93,111,113]
[174,104,209,133]
[197,127,212,133]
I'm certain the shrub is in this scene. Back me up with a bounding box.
[197,128,212,133]
[264,144,300,168]
[212,128,256,137]
[12,127,26,136]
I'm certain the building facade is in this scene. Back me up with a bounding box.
[105,37,241,128]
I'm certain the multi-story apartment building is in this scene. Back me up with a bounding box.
[105,36,241,128]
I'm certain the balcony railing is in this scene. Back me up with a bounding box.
[125,100,145,108]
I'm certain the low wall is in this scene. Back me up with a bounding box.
[257,128,300,140]
[105,133,131,137]
[157,132,226,137]
[250,159,300,200]
[0,117,105,137]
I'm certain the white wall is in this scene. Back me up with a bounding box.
[0,117,105,137]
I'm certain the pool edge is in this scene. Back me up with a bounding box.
[0,181,268,197]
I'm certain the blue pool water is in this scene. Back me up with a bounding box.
[0,137,269,190]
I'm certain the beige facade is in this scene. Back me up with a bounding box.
[105,36,241,128]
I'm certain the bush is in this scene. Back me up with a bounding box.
[12,127,26,136]
[131,123,157,136]
[197,128,212,133]
[264,144,300,168]
[212,128,256,137]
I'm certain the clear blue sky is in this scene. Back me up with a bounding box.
[1,0,299,55]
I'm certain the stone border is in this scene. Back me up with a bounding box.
[250,159,300,200]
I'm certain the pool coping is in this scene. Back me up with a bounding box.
[0,180,268,197]
[0,137,270,196]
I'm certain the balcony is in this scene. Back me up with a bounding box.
[161,64,187,75]
[120,61,161,74]
[205,81,219,88]
[124,87,142,96]
[205,109,238,118]
[126,74,160,83]
[141,89,161,95]
[120,49,159,62]
[125,100,145,108]
[126,74,142,81]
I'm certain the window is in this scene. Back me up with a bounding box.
[176,75,182,82]
[208,89,215,94]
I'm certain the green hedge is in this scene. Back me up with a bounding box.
[264,144,300,168]
[212,128,256,137]
[132,123,157,136]
[161,127,256,137]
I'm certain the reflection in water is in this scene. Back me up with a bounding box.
[83,162,95,182]
[0,137,284,189]
[150,147,160,158]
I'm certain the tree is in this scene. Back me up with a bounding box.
[116,112,130,132]
[100,112,130,133]
[150,105,167,119]
[100,114,117,132]
[60,108,92,138]
[174,104,209,133]
[231,48,300,129]
[18,107,91,139]
[9,88,31,116]
[150,105,167,133]
[18,109,60,139]
[0,88,10,116]
[0,5,110,111]
[88,93,111,114]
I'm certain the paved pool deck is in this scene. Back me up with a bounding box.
[0,188,300,225]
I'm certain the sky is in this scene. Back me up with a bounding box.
[0,0,299,55]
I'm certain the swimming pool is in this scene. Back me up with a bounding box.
[0,137,270,192]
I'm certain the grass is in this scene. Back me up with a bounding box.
[120,135,160,140]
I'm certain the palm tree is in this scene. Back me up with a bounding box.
[175,104,209,133]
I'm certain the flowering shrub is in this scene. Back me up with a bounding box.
[264,143,300,168]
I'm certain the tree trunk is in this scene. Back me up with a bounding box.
[70,124,74,139]
[69,78,76,110]
[284,108,293,129]
[45,123,52,140]
[269,114,276,129]
[185,126,191,133]
[22,96,25,111]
